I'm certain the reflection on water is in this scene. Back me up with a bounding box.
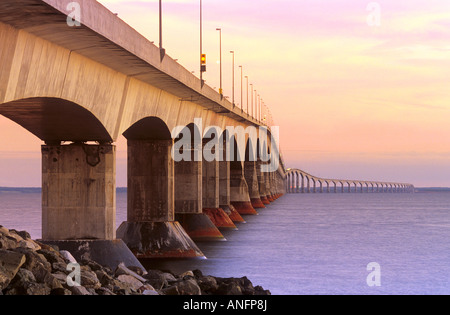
[1,190,450,294]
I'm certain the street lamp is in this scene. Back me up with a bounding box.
[200,0,205,87]
[255,89,258,120]
[159,0,165,61]
[239,66,243,110]
[250,83,253,119]
[216,28,222,99]
[230,51,235,107]
[245,76,249,115]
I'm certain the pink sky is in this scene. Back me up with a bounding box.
[1,0,450,187]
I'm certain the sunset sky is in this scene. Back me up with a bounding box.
[1,0,450,187]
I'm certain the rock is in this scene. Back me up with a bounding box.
[50,287,72,295]
[38,248,65,265]
[3,268,35,294]
[0,250,26,290]
[5,281,51,295]
[96,287,115,295]
[116,274,143,292]
[0,225,272,295]
[127,265,147,276]
[52,272,69,283]
[254,285,271,295]
[176,279,202,295]
[162,272,177,283]
[3,230,23,243]
[115,262,147,283]
[143,269,167,290]
[51,261,68,273]
[13,247,52,275]
[40,271,64,290]
[161,285,179,295]
[0,228,22,250]
[80,269,101,289]
[59,250,77,264]
[10,230,31,240]
[215,279,243,295]
[198,275,219,294]
[193,269,203,278]
[70,285,92,296]
[180,270,195,279]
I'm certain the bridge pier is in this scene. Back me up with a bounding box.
[245,161,266,209]
[174,148,225,242]
[230,162,258,215]
[265,171,275,201]
[219,159,245,223]
[117,139,204,259]
[258,161,271,204]
[202,152,237,231]
[41,143,144,270]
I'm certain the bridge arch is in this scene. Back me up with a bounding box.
[0,97,113,142]
[0,97,116,242]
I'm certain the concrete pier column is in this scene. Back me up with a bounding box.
[219,159,245,223]
[230,162,258,215]
[41,143,144,270]
[256,160,270,204]
[174,148,225,242]
[117,139,204,259]
[265,171,274,201]
[203,150,237,230]
[244,161,265,209]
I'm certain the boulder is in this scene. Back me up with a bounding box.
[0,250,26,290]
[175,279,201,295]
[115,262,146,283]
[197,275,219,294]
[116,274,143,292]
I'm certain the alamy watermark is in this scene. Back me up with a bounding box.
[171,118,280,173]
[66,263,81,287]
[67,2,81,27]
[366,2,381,27]
[366,262,381,287]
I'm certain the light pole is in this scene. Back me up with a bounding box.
[245,76,249,115]
[159,0,165,61]
[239,66,243,110]
[200,0,204,87]
[230,51,235,107]
[255,89,258,120]
[216,28,222,99]
[250,83,253,119]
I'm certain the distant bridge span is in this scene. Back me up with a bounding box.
[285,168,414,194]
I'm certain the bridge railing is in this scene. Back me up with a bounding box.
[285,168,415,194]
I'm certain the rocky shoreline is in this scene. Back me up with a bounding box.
[0,225,271,295]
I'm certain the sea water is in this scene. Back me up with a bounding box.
[1,190,449,295]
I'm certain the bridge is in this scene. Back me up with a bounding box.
[285,168,415,194]
[0,0,286,268]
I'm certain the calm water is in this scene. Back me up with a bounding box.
[1,190,450,295]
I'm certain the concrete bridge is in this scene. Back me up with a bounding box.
[285,168,415,194]
[0,0,286,268]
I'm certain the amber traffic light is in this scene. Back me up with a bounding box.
[201,54,206,72]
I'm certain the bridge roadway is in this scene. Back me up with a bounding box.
[0,0,286,268]
[286,168,415,194]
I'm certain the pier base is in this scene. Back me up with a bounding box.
[231,201,259,215]
[116,221,205,259]
[40,239,145,271]
[221,205,246,224]
[176,213,226,241]
[260,196,270,205]
[251,198,266,209]
[203,208,238,230]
